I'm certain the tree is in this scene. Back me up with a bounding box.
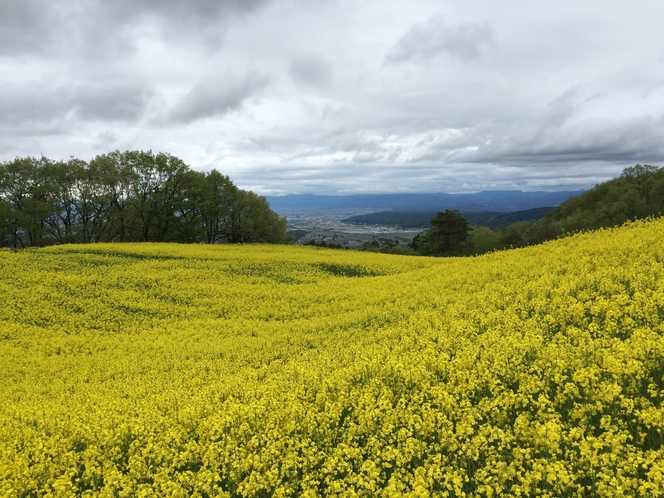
[621,164,659,204]
[0,150,288,247]
[539,164,663,236]
[0,199,12,247]
[0,157,33,248]
[499,221,535,248]
[0,156,55,247]
[74,159,112,244]
[123,150,187,242]
[199,170,237,244]
[220,189,287,244]
[413,210,470,256]
[88,151,136,243]
[147,153,190,242]
[467,225,502,255]
[43,158,85,244]
[171,170,207,244]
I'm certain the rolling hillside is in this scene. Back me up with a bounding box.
[1,221,663,496]
[342,207,554,230]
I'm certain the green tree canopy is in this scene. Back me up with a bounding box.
[0,150,287,248]
[412,210,471,256]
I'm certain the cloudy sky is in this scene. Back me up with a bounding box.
[2,0,664,194]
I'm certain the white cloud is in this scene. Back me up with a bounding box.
[386,16,494,63]
[166,74,269,124]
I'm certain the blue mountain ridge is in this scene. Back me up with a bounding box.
[267,190,585,213]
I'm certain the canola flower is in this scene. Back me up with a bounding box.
[0,219,663,497]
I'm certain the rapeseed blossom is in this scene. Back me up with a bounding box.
[0,219,663,496]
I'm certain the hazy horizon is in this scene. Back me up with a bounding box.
[266,188,586,198]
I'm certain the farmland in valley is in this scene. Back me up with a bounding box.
[1,219,663,496]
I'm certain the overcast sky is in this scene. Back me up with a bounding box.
[2,0,664,194]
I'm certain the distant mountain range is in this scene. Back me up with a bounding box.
[342,207,555,230]
[267,190,585,213]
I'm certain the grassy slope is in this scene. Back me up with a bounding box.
[1,221,664,496]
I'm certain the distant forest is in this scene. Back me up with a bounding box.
[0,151,287,248]
[356,164,664,256]
[342,207,554,230]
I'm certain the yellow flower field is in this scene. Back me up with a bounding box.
[1,219,663,497]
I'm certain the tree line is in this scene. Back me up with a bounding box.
[0,150,287,248]
[364,164,664,257]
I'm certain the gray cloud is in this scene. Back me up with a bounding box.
[290,56,332,87]
[73,84,154,121]
[2,0,664,194]
[0,0,272,58]
[0,0,52,54]
[479,119,664,165]
[95,0,273,50]
[386,16,494,63]
[0,83,68,125]
[407,113,664,168]
[230,161,611,196]
[103,0,270,26]
[94,131,120,150]
[352,151,385,163]
[0,80,153,126]
[166,74,269,124]
[242,128,398,163]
